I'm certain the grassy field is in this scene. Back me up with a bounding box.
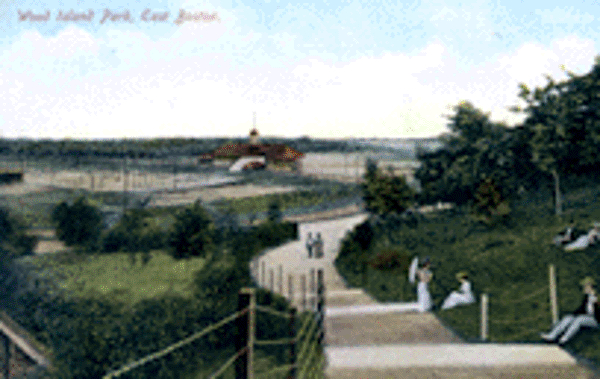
[18,250,206,306]
[337,179,600,364]
[212,184,357,215]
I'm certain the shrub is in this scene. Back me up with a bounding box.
[369,248,411,272]
[472,178,511,226]
[101,210,167,254]
[168,201,215,260]
[0,207,36,260]
[51,197,102,248]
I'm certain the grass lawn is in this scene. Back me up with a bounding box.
[336,179,600,364]
[213,185,356,215]
[18,250,206,306]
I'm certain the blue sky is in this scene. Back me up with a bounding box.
[0,0,598,139]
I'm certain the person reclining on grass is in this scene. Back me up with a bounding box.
[553,220,576,246]
[441,272,475,310]
[540,277,599,345]
[564,223,600,251]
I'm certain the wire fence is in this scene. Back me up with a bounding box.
[480,264,560,342]
[102,271,327,379]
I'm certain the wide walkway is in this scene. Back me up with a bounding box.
[250,213,600,378]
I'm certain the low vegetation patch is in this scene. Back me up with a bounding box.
[19,251,207,306]
[212,184,356,215]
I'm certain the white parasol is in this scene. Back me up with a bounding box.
[409,256,419,284]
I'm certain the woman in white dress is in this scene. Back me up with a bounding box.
[441,272,475,310]
[417,258,433,312]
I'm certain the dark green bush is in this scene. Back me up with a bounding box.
[51,197,102,248]
[0,206,36,259]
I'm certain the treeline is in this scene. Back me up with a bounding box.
[0,136,361,161]
[415,57,600,213]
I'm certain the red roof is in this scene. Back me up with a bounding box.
[209,143,303,162]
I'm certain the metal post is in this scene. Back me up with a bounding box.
[278,265,283,295]
[549,264,559,325]
[317,269,325,347]
[261,261,266,287]
[301,275,307,312]
[269,269,274,292]
[236,288,253,379]
[310,269,316,310]
[481,294,488,341]
[288,308,297,379]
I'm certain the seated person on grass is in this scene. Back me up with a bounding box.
[441,271,475,310]
[564,223,600,251]
[553,220,576,246]
[541,277,599,345]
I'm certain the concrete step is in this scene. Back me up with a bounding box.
[325,313,461,346]
[325,364,599,379]
[326,302,424,317]
[325,289,377,307]
[325,344,577,369]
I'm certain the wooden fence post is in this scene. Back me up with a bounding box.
[278,265,283,295]
[481,294,488,341]
[310,269,316,310]
[288,274,294,305]
[288,308,297,379]
[235,290,249,378]
[237,288,255,379]
[549,264,559,325]
[248,288,256,379]
[362,260,368,287]
[1,332,10,379]
[301,275,307,312]
[317,269,325,348]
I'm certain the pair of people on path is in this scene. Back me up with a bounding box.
[409,257,475,312]
[306,232,324,258]
[541,277,599,345]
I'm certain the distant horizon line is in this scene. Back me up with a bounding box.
[0,135,443,142]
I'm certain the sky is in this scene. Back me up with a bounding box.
[0,0,598,140]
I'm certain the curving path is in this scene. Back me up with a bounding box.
[250,213,600,378]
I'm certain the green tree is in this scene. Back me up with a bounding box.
[511,75,573,216]
[362,163,415,216]
[472,178,511,226]
[168,200,215,260]
[0,207,36,261]
[416,101,521,205]
[52,197,102,248]
[267,200,282,223]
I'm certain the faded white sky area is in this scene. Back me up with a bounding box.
[0,0,598,139]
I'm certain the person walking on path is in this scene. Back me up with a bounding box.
[306,232,315,258]
[541,277,599,345]
[441,271,475,310]
[314,232,324,258]
[417,257,433,312]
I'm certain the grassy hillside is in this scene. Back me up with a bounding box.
[17,251,207,306]
[336,179,600,364]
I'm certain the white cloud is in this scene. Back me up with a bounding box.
[0,20,597,140]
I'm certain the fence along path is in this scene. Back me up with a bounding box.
[251,213,600,379]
